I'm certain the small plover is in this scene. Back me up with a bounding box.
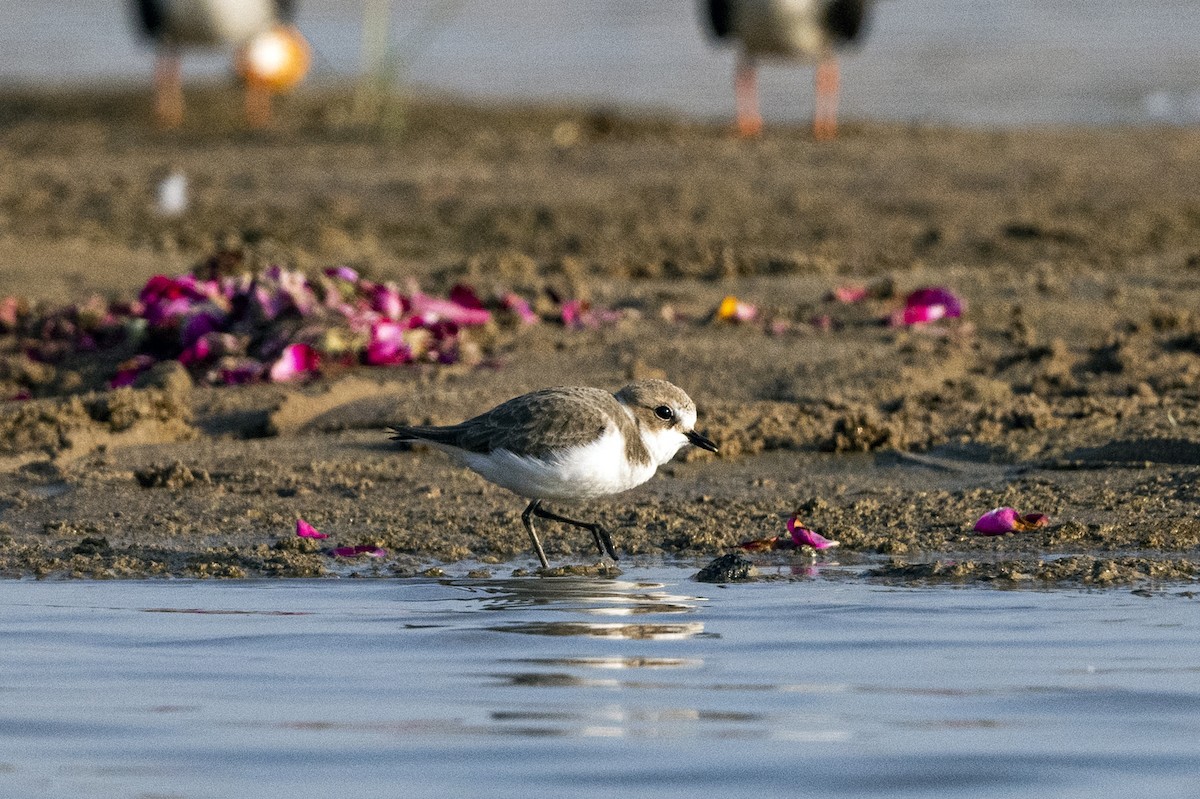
[389,379,718,568]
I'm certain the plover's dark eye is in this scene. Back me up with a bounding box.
[654,405,674,421]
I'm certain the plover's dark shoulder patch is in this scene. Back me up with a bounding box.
[433,386,641,461]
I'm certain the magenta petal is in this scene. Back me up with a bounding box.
[365,320,413,366]
[561,299,584,329]
[329,545,387,558]
[296,518,329,539]
[786,516,839,549]
[448,284,486,310]
[268,343,320,382]
[897,287,964,326]
[973,507,1020,535]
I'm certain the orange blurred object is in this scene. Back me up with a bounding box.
[237,24,311,93]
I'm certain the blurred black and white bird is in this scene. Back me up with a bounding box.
[131,0,310,128]
[702,0,872,139]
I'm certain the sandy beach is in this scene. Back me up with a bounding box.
[1,86,1198,585]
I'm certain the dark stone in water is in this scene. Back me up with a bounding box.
[694,553,757,583]
[72,537,110,556]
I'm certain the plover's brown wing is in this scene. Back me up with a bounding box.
[392,387,624,459]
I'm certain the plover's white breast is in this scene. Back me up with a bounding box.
[459,426,658,502]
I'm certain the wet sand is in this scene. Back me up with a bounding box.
[1,86,1199,585]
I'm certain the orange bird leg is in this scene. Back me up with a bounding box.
[734,54,763,138]
[813,57,840,141]
[153,50,184,129]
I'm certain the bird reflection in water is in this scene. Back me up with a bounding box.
[466,576,712,639]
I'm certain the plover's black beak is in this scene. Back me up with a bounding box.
[686,429,719,453]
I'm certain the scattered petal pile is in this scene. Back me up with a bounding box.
[0,262,629,394]
[973,507,1050,535]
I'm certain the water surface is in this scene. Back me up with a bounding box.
[2,573,1198,798]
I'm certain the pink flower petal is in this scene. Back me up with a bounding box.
[561,299,622,330]
[502,293,539,325]
[0,296,21,330]
[268,343,320,382]
[329,545,387,558]
[296,518,329,539]
[831,285,869,304]
[787,516,839,549]
[364,320,413,366]
[411,291,491,326]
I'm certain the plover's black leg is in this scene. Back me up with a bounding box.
[521,500,550,569]
[530,504,619,562]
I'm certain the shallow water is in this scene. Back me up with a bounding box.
[1,0,1198,125]
[2,572,1198,798]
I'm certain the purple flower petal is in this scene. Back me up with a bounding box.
[448,284,486,310]
[787,516,839,549]
[180,307,224,347]
[296,518,329,539]
[268,343,320,382]
[216,359,265,385]
[324,266,359,282]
